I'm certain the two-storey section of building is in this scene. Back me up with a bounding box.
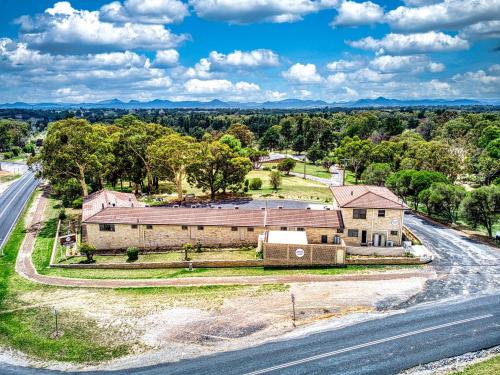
[330,185,408,247]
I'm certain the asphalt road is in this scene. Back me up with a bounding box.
[1,294,499,375]
[0,171,38,251]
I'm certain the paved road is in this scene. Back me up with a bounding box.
[1,294,499,375]
[0,171,38,252]
[378,213,500,310]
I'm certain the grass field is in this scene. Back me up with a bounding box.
[450,355,500,374]
[0,171,21,184]
[44,264,417,280]
[246,170,332,202]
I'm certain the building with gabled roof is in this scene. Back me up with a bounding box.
[330,185,407,247]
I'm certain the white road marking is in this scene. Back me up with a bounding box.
[244,314,494,375]
[0,174,34,220]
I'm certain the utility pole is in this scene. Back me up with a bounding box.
[341,158,350,186]
[291,293,296,327]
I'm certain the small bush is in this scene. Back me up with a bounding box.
[249,177,263,190]
[269,171,282,190]
[71,197,83,209]
[58,209,67,220]
[126,247,139,262]
[3,152,13,160]
[10,146,21,157]
[79,243,96,263]
[195,241,203,253]
[262,166,271,171]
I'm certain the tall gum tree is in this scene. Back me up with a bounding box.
[34,118,112,197]
[147,134,197,200]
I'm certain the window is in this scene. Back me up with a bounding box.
[99,224,115,232]
[297,227,305,231]
[353,209,367,219]
[146,224,153,230]
[247,227,254,232]
[181,225,188,230]
[231,227,238,231]
[378,209,386,217]
[197,225,204,230]
[390,230,398,236]
[337,228,344,233]
[131,224,138,229]
[280,227,288,231]
[348,229,359,237]
[321,235,328,244]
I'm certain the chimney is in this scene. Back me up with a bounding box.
[101,203,105,209]
[350,191,353,196]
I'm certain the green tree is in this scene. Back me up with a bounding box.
[187,141,252,199]
[147,133,197,200]
[33,118,112,197]
[269,170,282,190]
[425,182,466,223]
[307,144,326,165]
[334,136,373,184]
[277,158,296,175]
[279,117,295,152]
[361,163,391,186]
[219,134,242,153]
[386,169,448,210]
[259,125,282,151]
[246,148,268,169]
[226,123,254,147]
[460,185,500,237]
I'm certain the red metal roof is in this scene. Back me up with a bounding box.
[330,185,407,209]
[84,206,342,228]
[82,190,144,221]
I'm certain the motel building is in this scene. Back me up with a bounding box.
[81,185,408,266]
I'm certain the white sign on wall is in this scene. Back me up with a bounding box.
[391,218,399,226]
[295,248,305,258]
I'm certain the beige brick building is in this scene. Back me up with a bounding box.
[82,185,407,251]
[330,185,408,247]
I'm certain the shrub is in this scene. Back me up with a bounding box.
[71,197,83,209]
[249,178,263,190]
[79,243,96,263]
[183,243,193,260]
[126,247,139,262]
[277,158,296,175]
[262,166,271,171]
[10,146,21,157]
[269,171,282,190]
[23,143,35,154]
[3,152,13,160]
[195,241,203,253]
[58,209,67,220]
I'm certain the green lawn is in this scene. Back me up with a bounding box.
[450,355,500,375]
[0,191,130,363]
[59,249,258,265]
[246,170,332,202]
[44,264,418,280]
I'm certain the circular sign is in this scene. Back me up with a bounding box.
[391,218,399,226]
[295,248,305,258]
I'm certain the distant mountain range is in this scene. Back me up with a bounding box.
[1,97,498,110]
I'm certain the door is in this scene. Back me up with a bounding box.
[190,227,196,240]
[361,230,367,245]
[240,228,245,241]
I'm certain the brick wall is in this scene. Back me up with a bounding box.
[338,208,404,246]
[86,223,341,251]
[263,242,346,267]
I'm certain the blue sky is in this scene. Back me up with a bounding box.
[0,0,499,103]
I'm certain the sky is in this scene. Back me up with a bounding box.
[0,0,499,103]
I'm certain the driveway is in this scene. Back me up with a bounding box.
[378,213,500,309]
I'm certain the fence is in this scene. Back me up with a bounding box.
[263,241,346,267]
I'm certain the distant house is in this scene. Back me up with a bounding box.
[259,153,302,164]
[330,185,408,247]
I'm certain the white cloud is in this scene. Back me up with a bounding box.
[331,1,384,27]
[15,2,188,53]
[385,0,500,32]
[265,90,287,100]
[154,49,179,67]
[208,49,280,69]
[189,0,339,24]
[282,63,323,84]
[184,79,260,94]
[100,0,189,24]
[327,72,347,84]
[326,59,365,72]
[369,55,445,73]
[348,31,469,54]
[459,20,500,40]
